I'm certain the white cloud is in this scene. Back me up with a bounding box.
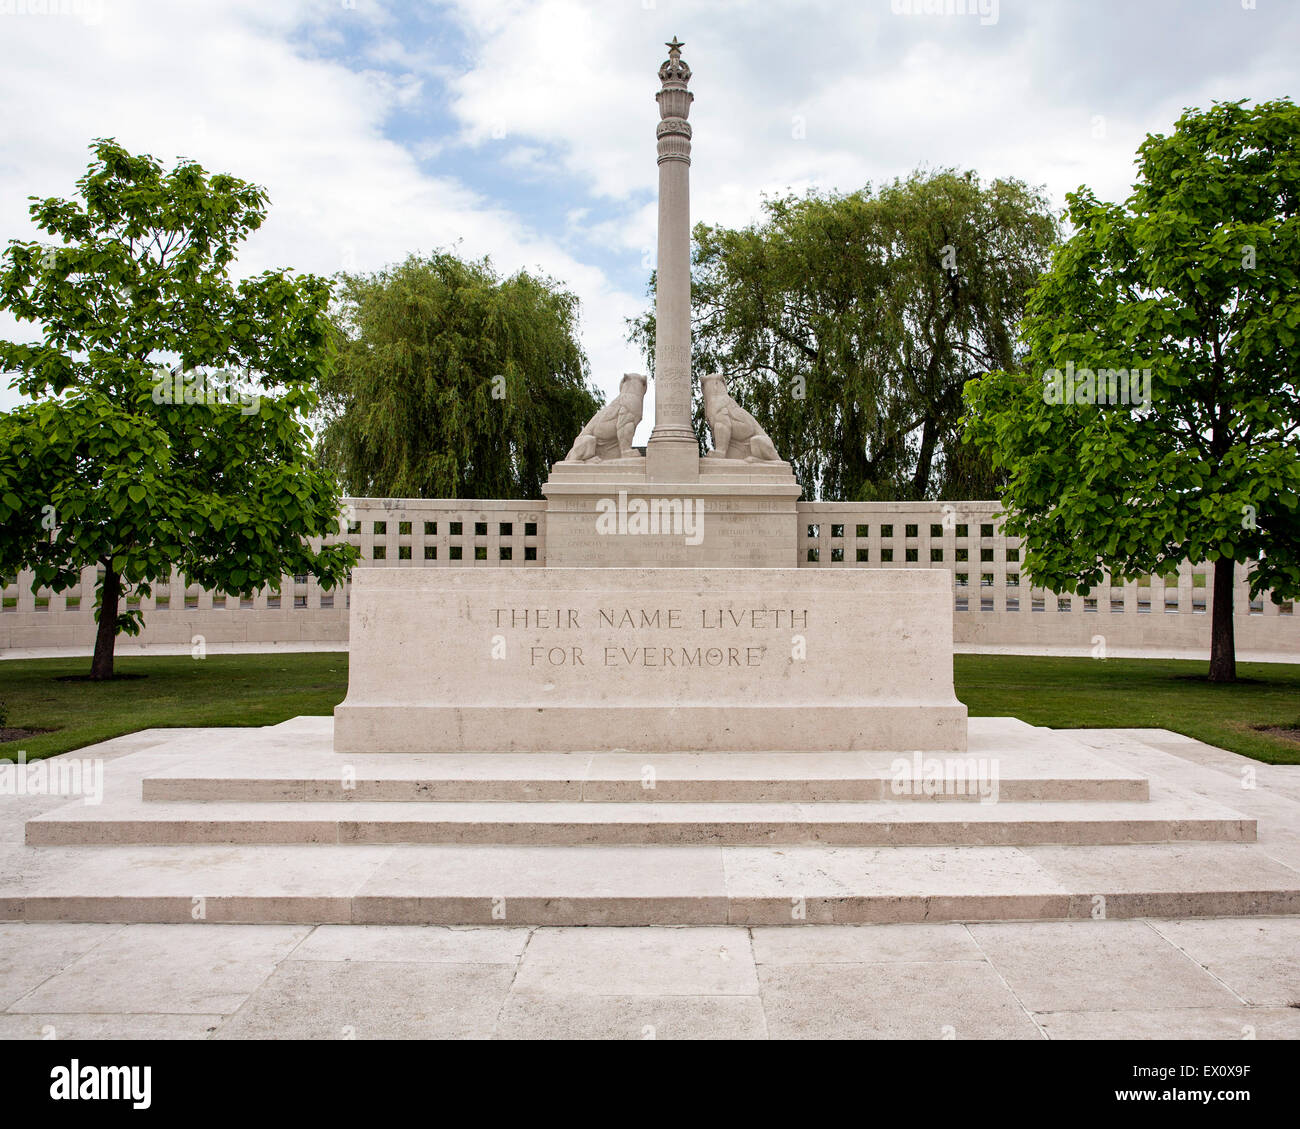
[3,0,1298,453]
[0,0,648,421]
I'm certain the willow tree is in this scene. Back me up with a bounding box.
[319,253,601,500]
[964,99,1300,683]
[631,170,1058,500]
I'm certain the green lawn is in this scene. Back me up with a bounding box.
[0,652,350,762]
[954,654,1300,765]
[0,651,1297,764]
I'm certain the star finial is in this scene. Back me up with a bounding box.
[658,35,691,89]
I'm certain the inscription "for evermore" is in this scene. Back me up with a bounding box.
[529,645,768,667]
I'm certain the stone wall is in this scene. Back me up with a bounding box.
[799,501,1297,657]
[2,496,1296,656]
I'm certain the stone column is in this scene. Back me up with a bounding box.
[646,37,699,483]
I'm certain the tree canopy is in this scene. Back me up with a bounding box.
[632,169,1059,500]
[0,139,356,679]
[318,252,602,500]
[964,99,1300,682]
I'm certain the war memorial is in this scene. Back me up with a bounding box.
[4,40,1298,934]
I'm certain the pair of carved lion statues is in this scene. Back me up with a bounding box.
[564,372,780,463]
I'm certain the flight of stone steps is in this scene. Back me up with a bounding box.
[7,715,1299,925]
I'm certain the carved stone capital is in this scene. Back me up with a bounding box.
[656,87,693,121]
[656,117,692,140]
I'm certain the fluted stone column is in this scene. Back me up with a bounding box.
[540,37,799,566]
[646,37,699,483]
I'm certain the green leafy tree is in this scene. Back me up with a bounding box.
[0,139,357,680]
[631,170,1058,500]
[964,99,1300,682]
[320,252,602,500]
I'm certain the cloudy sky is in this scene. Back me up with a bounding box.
[2,0,1296,432]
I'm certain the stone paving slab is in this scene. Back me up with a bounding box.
[1032,1008,1300,1040]
[291,923,532,964]
[8,924,311,1015]
[510,926,758,996]
[966,920,1244,1011]
[0,918,1296,1040]
[757,960,1043,1039]
[213,960,518,1040]
[0,923,125,1009]
[749,922,982,964]
[0,1013,225,1040]
[492,992,769,1039]
[1146,917,1300,1006]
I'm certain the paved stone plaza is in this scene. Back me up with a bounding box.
[2,725,1298,1039]
[2,916,1298,1040]
[2,915,1300,1040]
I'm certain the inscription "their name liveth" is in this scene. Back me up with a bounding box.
[492,607,810,630]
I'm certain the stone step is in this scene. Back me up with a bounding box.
[139,748,1150,804]
[2,843,1296,925]
[26,787,1254,847]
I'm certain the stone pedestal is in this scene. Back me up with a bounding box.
[645,439,701,484]
[542,457,800,567]
[333,566,967,754]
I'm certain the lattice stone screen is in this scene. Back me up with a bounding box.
[0,498,545,650]
[1,497,1295,655]
[340,498,548,568]
[798,501,1295,654]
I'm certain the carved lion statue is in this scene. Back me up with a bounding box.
[565,373,647,462]
[701,373,781,462]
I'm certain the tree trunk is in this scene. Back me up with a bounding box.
[90,567,120,681]
[1208,555,1237,683]
[912,413,938,499]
